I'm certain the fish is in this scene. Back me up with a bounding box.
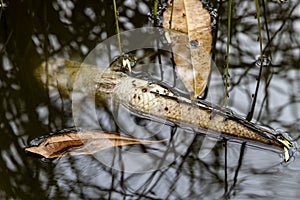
[102,73,295,161]
[35,59,296,162]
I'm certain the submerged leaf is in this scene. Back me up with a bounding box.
[163,0,212,97]
[25,129,166,159]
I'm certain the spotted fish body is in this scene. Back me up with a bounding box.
[95,71,294,161]
[36,59,295,162]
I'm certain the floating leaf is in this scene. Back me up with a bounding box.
[163,0,212,97]
[25,129,166,159]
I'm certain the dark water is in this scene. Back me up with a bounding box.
[1,0,300,199]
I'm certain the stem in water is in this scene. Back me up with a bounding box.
[225,0,232,106]
[113,0,123,56]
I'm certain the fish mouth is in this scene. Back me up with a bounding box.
[275,133,295,162]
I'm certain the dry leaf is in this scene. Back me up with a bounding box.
[25,129,166,159]
[163,0,212,98]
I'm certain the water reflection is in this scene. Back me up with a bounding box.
[1,0,300,199]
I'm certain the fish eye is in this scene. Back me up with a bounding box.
[276,134,284,140]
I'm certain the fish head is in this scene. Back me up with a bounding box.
[275,133,296,162]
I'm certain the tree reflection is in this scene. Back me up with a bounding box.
[0,0,300,199]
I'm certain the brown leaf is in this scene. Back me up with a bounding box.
[163,0,212,98]
[25,129,166,159]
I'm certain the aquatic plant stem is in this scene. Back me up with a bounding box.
[153,0,159,17]
[224,0,232,106]
[246,0,264,121]
[224,139,228,196]
[0,0,4,18]
[169,0,175,32]
[255,0,263,60]
[113,0,123,56]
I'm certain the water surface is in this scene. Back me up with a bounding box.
[1,0,300,199]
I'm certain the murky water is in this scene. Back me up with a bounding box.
[1,0,300,199]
